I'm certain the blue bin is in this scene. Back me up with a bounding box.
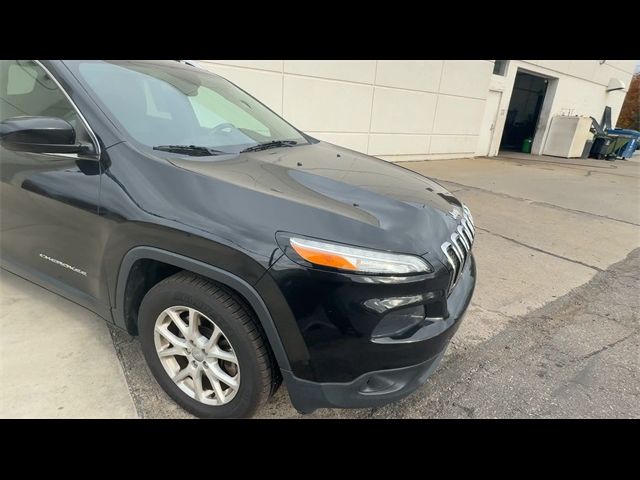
[608,128,640,159]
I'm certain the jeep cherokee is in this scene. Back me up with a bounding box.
[0,60,476,418]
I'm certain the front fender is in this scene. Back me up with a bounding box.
[112,246,295,372]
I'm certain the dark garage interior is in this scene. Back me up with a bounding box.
[500,71,549,151]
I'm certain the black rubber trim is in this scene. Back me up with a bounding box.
[113,246,292,371]
[283,348,447,414]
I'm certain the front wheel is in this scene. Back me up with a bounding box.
[138,271,277,418]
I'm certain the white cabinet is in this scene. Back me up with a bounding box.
[542,116,593,158]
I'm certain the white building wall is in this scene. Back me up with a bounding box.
[199,60,493,161]
[198,60,636,161]
[487,60,635,156]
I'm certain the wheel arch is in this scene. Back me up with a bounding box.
[114,246,292,372]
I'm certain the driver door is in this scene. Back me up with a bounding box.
[0,60,108,313]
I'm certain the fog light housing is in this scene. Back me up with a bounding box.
[371,306,425,339]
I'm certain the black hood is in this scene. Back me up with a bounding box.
[156,141,465,257]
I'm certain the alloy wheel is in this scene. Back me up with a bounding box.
[153,306,240,405]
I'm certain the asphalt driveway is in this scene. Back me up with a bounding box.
[2,153,639,418]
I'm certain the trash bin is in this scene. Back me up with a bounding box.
[608,128,640,159]
[581,139,593,159]
[522,138,533,153]
[590,135,612,159]
[607,134,634,159]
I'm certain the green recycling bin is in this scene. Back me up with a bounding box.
[522,138,533,153]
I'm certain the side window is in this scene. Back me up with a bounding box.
[0,60,80,131]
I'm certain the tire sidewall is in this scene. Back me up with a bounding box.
[139,282,264,418]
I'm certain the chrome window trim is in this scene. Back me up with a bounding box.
[32,60,101,158]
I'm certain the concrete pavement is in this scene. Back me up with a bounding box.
[404,154,640,350]
[1,154,639,418]
[408,154,640,226]
[0,269,137,418]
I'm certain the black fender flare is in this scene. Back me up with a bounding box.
[113,246,292,372]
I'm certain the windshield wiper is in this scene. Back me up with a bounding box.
[240,140,298,153]
[153,145,227,156]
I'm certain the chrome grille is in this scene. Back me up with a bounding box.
[441,205,475,291]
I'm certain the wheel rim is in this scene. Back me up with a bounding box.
[154,306,240,406]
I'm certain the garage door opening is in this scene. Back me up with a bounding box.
[500,71,549,152]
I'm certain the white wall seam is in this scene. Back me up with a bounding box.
[366,60,379,154]
[428,61,447,154]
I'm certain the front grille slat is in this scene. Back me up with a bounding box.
[456,226,470,251]
[463,205,474,225]
[450,234,464,262]
[462,226,473,245]
[440,241,458,287]
[441,205,476,292]
[461,218,474,240]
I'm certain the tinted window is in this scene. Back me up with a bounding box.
[0,60,79,129]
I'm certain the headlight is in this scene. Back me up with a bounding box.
[286,236,432,275]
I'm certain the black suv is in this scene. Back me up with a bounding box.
[0,60,476,418]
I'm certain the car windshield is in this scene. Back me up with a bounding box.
[69,60,308,155]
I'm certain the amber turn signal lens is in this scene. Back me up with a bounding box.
[287,237,432,275]
[291,242,357,270]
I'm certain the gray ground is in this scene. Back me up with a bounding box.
[2,153,639,418]
[347,249,640,419]
[111,248,640,419]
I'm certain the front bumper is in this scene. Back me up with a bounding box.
[257,249,476,413]
[282,347,448,413]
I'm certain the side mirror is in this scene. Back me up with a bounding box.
[0,116,95,155]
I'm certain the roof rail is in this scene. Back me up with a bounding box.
[176,60,204,69]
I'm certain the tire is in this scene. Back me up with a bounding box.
[138,271,278,418]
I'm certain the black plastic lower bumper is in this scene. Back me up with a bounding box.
[282,348,448,413]
[277,254,475,413]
